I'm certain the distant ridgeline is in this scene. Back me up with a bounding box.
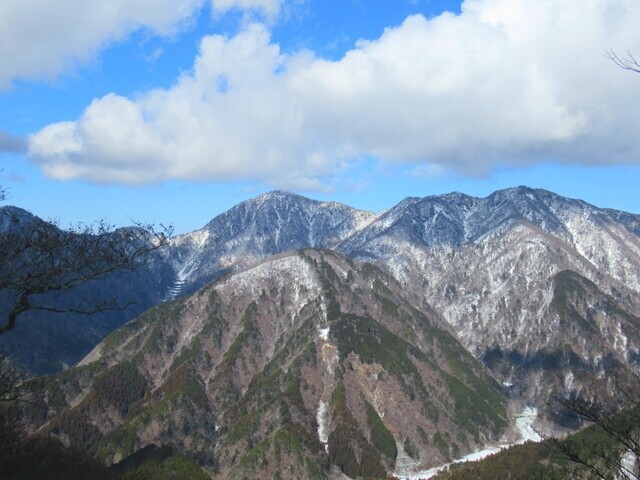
[3,186,640,478]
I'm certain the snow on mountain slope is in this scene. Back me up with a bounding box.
[397,406,542,480]
[339,187,640,411]
[5,185,640,408]
[163,191,377,297]
[33,249,508,479]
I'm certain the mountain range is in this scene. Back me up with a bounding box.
[3,186,640,478]
[23,249,509,478]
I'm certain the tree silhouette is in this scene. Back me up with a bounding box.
[549,374,640,479]
[0,192,172,477]
[0,208,171,335]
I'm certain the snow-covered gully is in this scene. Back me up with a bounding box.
[316,325,338,453]
[396,406,542,480]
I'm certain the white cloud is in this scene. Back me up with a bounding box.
[211,0,285,18]
[0,0,292,87]
[28,0,640,189]
[0,0,207,88]
[30,25,328,187]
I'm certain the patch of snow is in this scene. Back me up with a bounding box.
[516,406,542,443]
[563,210,640,293]
[165,278,186,300]
[397,406,541,479]
[458,446,506,463]
[564,372,575,394]
[177,313,205,353]
[320,301,327,323]
[394,443,421,478]
[215,255,320,316]
[166,229,210,299]
[352,210,380,232]
[613,321,629,357]
[318,326,330,341]
[399,445,505,480]
[316,338,339,453]
[316,401,329,452]
[616,450,637,480]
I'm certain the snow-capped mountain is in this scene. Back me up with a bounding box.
[3,186,640,415]
[339,186,639,251]
[164,190,377,297]
[339,186,640,410]
[6,186,640,478]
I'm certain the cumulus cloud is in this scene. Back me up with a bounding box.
[28,0,640,189]
[0,0,290,89]
[30,25,326,187]
[0,0,207,88]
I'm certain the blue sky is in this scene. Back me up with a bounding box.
[1,0,640,234]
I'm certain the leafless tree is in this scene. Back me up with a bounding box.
[0,204,172,335]
[0,190,172,478]
[548,374,640,479]
[606,49,640,74]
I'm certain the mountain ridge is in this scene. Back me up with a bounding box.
[2,186,640,418]
[22,249,509,479]
[5,185,640,477]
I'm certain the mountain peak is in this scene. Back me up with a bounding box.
[6,185,640,478]
[0,205,42,232]
[172,190,377,296]
[251,190,308,205]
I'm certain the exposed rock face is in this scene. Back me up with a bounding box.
[26,250,507,479]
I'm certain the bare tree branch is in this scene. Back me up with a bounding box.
[546,379,640,480]
[0,206,173,334]
[606,49,640,74]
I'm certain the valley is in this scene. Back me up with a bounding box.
[2,186,640,478]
